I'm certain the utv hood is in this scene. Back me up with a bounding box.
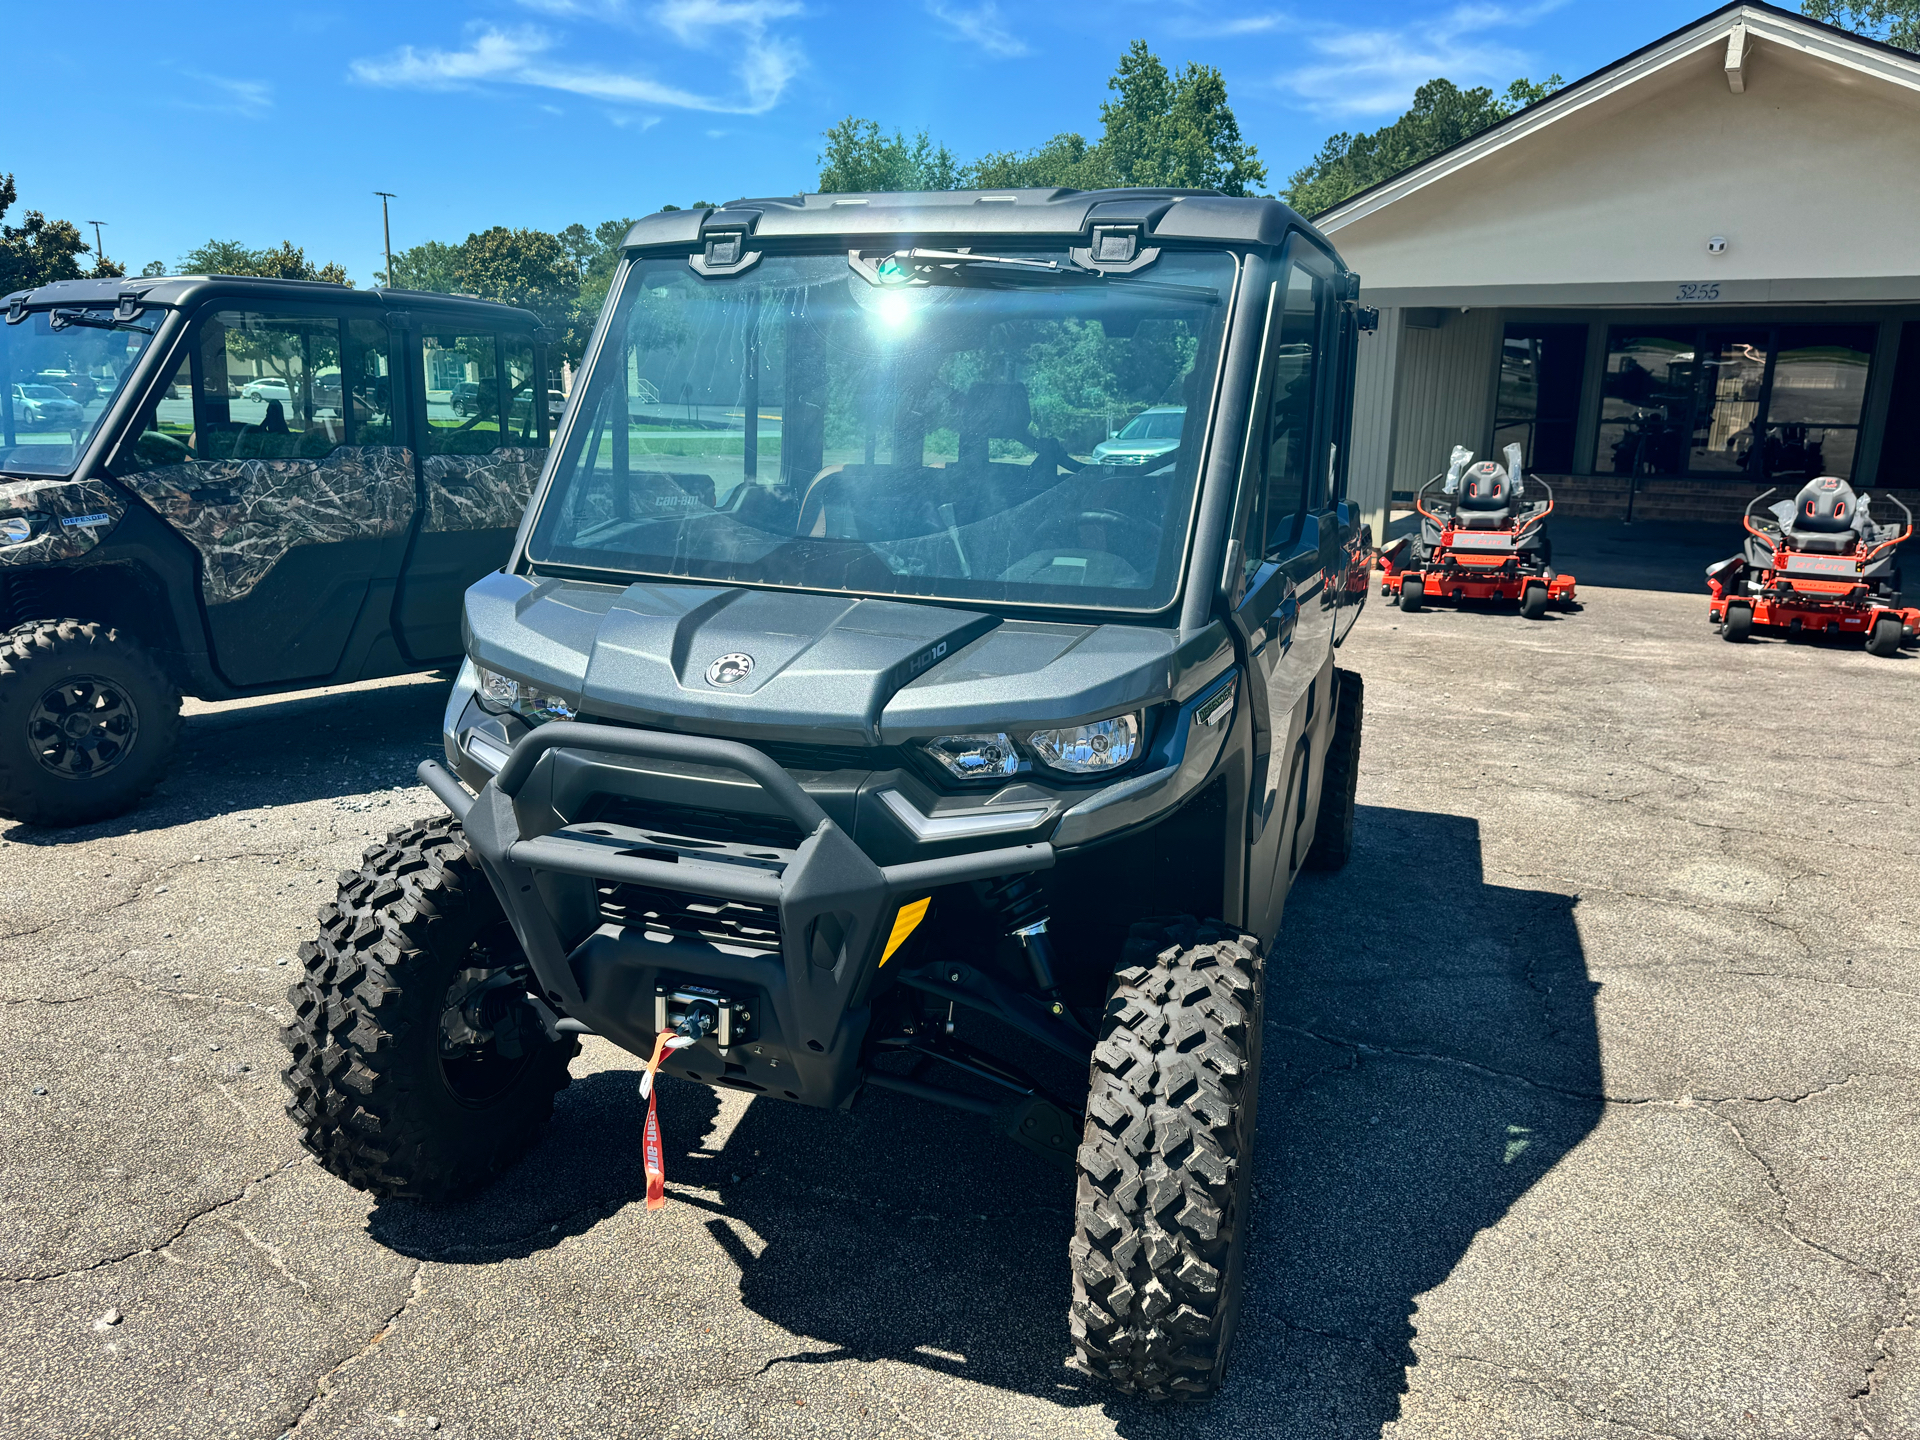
[462,571,1184,746]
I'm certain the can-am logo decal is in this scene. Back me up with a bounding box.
[706,653,754,686]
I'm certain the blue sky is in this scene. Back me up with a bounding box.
[9,0,1717,285]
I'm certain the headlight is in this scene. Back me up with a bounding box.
[1026,713,1141,774]
[475,665,576,724]
[920,733,1020,781]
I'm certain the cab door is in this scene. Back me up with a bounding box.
[1228,242,1342,941]
[108,302,414,687]
[392,321,550,661]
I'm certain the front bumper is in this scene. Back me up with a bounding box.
[419,723,1053,1110]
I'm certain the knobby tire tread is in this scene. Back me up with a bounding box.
[1070,916,1265,1400]
[280,815,577,1200]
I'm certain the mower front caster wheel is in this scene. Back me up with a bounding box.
[1722,604,1753,643]
[1071,917,1266,1399]
[1865,614,1903,658]
[1520,583,1548,620]
[1398,579,1425,612]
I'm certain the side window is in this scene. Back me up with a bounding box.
[503,337,544,447]
[422,332,502,455]
[110,349,197,475]
[193,311,347,461]
[1257,264,1326,558]
[344,318,396,445]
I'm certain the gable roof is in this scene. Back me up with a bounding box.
[1315,0,1919,231]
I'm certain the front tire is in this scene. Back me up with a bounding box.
[1722,603,1752,643]
[1071,917,1265,1400]
[1399,577,1425,612]
[1303,668,1362,872]
[281,816,578,1200]
[0,619,181,827]
[1865,614,1903,658]
[1520,582,1548,620]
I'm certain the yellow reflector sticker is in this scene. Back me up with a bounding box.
[881,897,932,965]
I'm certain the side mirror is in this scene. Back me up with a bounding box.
[1108,429,1118,439]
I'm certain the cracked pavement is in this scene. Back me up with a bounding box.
[0,554,1914,1438]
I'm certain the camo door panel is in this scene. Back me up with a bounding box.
[112,309,415,686]
[393,329,547,660]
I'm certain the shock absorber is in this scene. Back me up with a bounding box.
[983,872,1060,995]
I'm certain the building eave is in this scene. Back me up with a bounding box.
[1315,0,1919,234]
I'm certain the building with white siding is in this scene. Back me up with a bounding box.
[1321,0,1918,537]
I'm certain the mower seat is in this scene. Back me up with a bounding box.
[1777,476,1868,554]
[1452,461,1520,530]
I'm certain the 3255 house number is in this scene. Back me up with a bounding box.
[1675,282,1722,301]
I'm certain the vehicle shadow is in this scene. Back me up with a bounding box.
[363,801,1601,1438]
[0,673,452,844]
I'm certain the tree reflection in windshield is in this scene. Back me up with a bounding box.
[526,249,1237,611]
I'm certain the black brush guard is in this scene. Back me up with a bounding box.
[419,723,1052,1109]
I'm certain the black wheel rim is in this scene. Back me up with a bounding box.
[437,923,541,1105]
[29,674,140,780]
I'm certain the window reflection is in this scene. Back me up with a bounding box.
[1591,323,1876,483]
[1495,323,1585,472]
[1595,332,1692,476]
[1688,333,1769,475]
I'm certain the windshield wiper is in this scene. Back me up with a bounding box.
[47,307,145,333]
[852,249,1219,302]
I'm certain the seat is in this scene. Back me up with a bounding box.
[1777,476,1868,554]
[1451,461,1520,530]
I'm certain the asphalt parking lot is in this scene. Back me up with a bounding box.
[1,532,1914,1439]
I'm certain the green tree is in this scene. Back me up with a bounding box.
[454,226,577,318]
[378,238,463,293]
[140,260,167,277]
[1283,74,1563,217]
[179,237,350,285]
[817,118,963,192]
[0,174,120,291]
[1802,0,1917,49]
[822,41,1265,197]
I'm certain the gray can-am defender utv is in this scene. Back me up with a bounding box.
[0,276,555,825]
[282,189,1373,1399]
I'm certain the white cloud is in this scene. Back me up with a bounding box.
[350,5,804,115]
[1197,1,1563,119]
[926,0,1029,57]
[175,72,274,115]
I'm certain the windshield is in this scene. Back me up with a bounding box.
[525,248,1238,611]
[0,306,165,476]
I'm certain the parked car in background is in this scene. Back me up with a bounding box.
[239,377,293,404]
[1089,404,1186,465]
[451,380,482,416]
[10,383,85,427]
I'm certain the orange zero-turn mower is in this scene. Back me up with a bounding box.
[1706,476,1916,657]
[1378,444,1578,619]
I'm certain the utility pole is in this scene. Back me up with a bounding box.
[374,192,397,289]
[86,220,107,268]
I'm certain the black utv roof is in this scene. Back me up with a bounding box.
[2,273,543,331]
[621,187,1329,256]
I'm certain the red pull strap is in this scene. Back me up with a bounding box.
[641,1031,675,1211]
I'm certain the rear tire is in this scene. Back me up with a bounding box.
[1520,582,1548,620]
[1304,668,1362,872]
[1722,603,1752,643]
[1865,614,1903,658]
[281,815,578,1200]
[1071,917,1265,1400]
[1398,578,1424,612]
[0,619,181,827]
